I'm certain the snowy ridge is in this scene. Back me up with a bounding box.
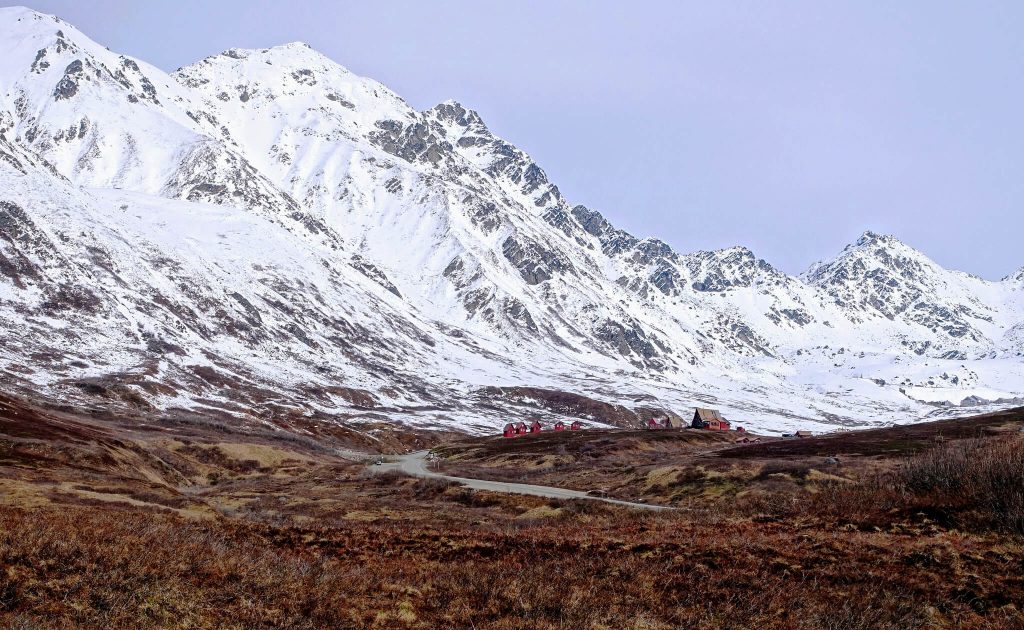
[0,7,1022,435]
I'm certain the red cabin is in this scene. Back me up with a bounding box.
[646,418,660,430]
[736,426,746,433]
[515,422,528,435]
[554,421,566,431]
[502,423,516,438]
[692,408,730,431]
[530,420,543,433]
[570,421,583,431]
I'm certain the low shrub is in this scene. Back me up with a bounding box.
[769,435,1024,533]
[411,476,451,498]
[754,460,814,480]
[893,436,1024,532]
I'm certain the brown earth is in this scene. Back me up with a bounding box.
[1,392,1023,628]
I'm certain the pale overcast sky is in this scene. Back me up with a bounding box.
[18,1,1024,279]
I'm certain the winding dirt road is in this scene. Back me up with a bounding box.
[377,450,672,512]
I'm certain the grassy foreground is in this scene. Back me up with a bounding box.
[1,395,1023,628]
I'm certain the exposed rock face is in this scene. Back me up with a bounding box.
[477,386,678,428]
[571,205,639,255]
[686,247,782,292]
[52,58,83,100]
[369,120,450,166]
[595,319,664,367]
[501,235,571,285]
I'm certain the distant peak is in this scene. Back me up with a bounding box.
[273,41,313,50]
[841,231,926,261]
[803,229,946,286]
[855,230,901,247]
[687,246,766,267]
[0,5,51,20]
[721,245,755,257]
[428,100,486,130]
[0,6,70,37]
[211,41,337,68]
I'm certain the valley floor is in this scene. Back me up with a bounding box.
[1,393,1023,628]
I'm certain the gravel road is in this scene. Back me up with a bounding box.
[377,450,673,511]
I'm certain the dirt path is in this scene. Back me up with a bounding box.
[377,451,673,511]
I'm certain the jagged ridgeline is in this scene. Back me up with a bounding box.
[0,7,1022,433]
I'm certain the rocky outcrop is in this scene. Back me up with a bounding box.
[501,235,570,285]
[369,120,450,166]
[477,386,679,428]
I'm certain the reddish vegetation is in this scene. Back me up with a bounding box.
[1,392,1024,628]
[3,500,1024,629]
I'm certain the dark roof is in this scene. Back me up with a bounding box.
[694,408,723,421]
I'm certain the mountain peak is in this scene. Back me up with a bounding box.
[0,6,81,53]
[427,100,488,132]
[0,5,57,24]
[175,40,414,118]
[211,41,338,68]
[720,245,755,258]
[854,230,905,249]
[804,231,934,283]
[0,7,96,50]
[271,41,313,51]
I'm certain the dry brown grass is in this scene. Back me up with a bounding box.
[3,394,1024,628]
[3,501,1023,629]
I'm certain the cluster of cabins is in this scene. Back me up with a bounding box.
[503,419,584,437]
[501,408,752,437]
[644,408,743,432]
[500,406,821,440]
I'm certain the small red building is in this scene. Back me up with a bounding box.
[503,423,516,438]
[554,421,566,431]
[530,419,542,433]
[570,420,583,431]
[515,422,528,435]
[646,418,661,430]
[795,430,813,438]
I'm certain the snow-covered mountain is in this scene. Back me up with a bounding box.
[1,6,1022,434]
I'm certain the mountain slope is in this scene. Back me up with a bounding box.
[1,7,1022,434]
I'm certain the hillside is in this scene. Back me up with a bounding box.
[435,406,1024,507]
